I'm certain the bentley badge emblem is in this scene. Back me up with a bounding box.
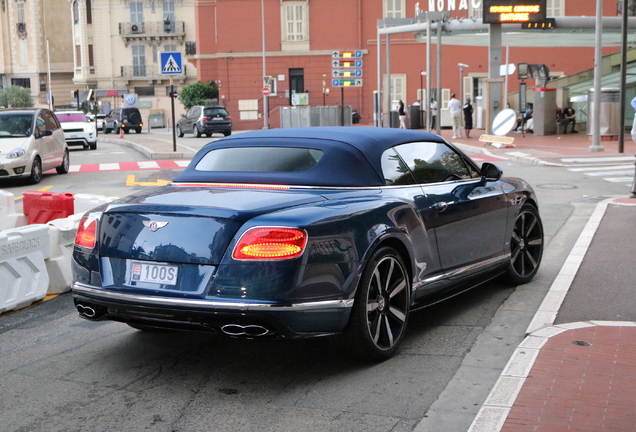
[143,220,169,232]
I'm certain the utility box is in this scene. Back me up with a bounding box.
[532,87,557,136]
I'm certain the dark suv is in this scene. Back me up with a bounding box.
[103,107,143,134]
[176,105,232,138]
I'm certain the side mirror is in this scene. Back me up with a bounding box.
[35,129,53,138]
[480,162,503,182]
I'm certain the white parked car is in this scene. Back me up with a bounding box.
[0,108,69,184]
[55,111,97,150]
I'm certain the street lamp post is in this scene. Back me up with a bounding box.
[458,63,468,104]
[420,71,426,129]
[261,0,269,129]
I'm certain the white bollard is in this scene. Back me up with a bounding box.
[0,224,51,313]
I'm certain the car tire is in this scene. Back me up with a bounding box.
[56,150,70,174]
[123,128,129,134]
[135,127,142,133]
[89,141,97,150]
[205,132,212,137]
[194,125,202,138]
[223,131,232,137]
[27,156,43,184]
[504,204,544,285]
[104,126,111,134]
[341,246,410,361]
[176,124,184,138]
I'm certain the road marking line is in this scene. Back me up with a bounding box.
[138,161,161,169]
[561,156,634,163]
[99,163,121,171]
[568,164,633,172]
[582,170,634,177]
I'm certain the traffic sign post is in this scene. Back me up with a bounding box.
[160,52,183,152]
[330,50,364,125]
[262,87,270,96]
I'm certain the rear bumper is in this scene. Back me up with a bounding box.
[72,282,353,338]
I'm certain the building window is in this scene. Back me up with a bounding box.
[75,45,82,67]
[282,2,307,41]
[165,86,178,96]
[130,1,144,23]
[163,0,175,32]
[86,0,92,24]
[388,74,406,105]
[384,0,405,18]
[547,0,563,16]
[11,78,31,89]
[132,45,146,76]
[17,2,25,24]
[164,43,177,52]
[470,1,483,19]
[20,39,28,66]
[135,86,155,96]
[88,45,94,67]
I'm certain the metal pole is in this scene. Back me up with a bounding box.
[619,0,628,154]
[46,40,52,111]
[420,71,424,129]
[341,87,345,126]
[261,0,269,129]
[504,45,509,109]
[589,0,605,152]
[376,27,382,127]
[436,20,442,135]
[386,34,391,127]
[170,77,176,152]
[426,15,431,132]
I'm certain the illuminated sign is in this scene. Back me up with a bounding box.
[483,0,546,24]
[332,50,363,59]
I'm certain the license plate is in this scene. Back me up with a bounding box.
[131,262,178,285]
[213,117,223,120]
[71,134,78,138]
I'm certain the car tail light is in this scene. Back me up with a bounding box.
[75,217,97,249]
[226,115,232,120]
[201,116,210,121]
[233,227,307,260]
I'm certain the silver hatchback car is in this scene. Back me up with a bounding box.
[0,108,69,184]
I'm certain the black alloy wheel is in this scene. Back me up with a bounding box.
[505,204,544,284]
[27,156,42,184]
[343,246,410,361]
[56,150,70,174]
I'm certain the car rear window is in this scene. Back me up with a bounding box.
[56,113,87,123]
[203,107,228,117]
[195,147,323,172]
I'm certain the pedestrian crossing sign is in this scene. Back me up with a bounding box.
[160,52,183,75]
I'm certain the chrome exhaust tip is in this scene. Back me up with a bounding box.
[76,304,97,319]
[221,324,271,337]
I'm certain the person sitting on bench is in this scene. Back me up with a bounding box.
[558,107,578,133]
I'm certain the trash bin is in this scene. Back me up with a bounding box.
[408,105,421,129]
[587,88,620,137]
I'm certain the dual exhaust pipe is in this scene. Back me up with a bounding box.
[76,304,272,336]
[76,304,97,319]
[221,324,272,337]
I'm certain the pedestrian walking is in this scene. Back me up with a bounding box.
[398,100,406,129]
[448,93,462,139]
[463,97,474,138]
[429,98,438,130]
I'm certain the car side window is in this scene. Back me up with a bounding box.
[380,148,417,186]
[35,115,46,136]
[42,111,59,130]
[393,142,478,184]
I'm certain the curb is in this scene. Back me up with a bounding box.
[468,197,635,432]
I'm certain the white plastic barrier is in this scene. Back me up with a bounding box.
[0,224,51,314]
[45,214,84,294]
[73,194,118,216]
[0,190,28,231]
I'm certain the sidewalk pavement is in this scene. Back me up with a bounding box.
[111,127,636,431]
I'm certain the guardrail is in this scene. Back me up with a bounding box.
[0,191,118,314]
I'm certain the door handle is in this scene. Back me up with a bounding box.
[431,202,449,212]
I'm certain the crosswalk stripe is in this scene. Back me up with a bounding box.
[605,177,634,183]
[99,163,121,171]
[568,164,633,172]
[561,156,634,163]
[138,161,161,169]
[582,170,634,177]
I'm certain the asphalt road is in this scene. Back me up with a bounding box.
[0,136,632,432]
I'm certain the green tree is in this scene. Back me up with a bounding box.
[0,85,33,108]
[178,81,219,109]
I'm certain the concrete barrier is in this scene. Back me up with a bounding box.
[0,224,51,314]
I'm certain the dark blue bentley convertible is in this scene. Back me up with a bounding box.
[72,127,543,361]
